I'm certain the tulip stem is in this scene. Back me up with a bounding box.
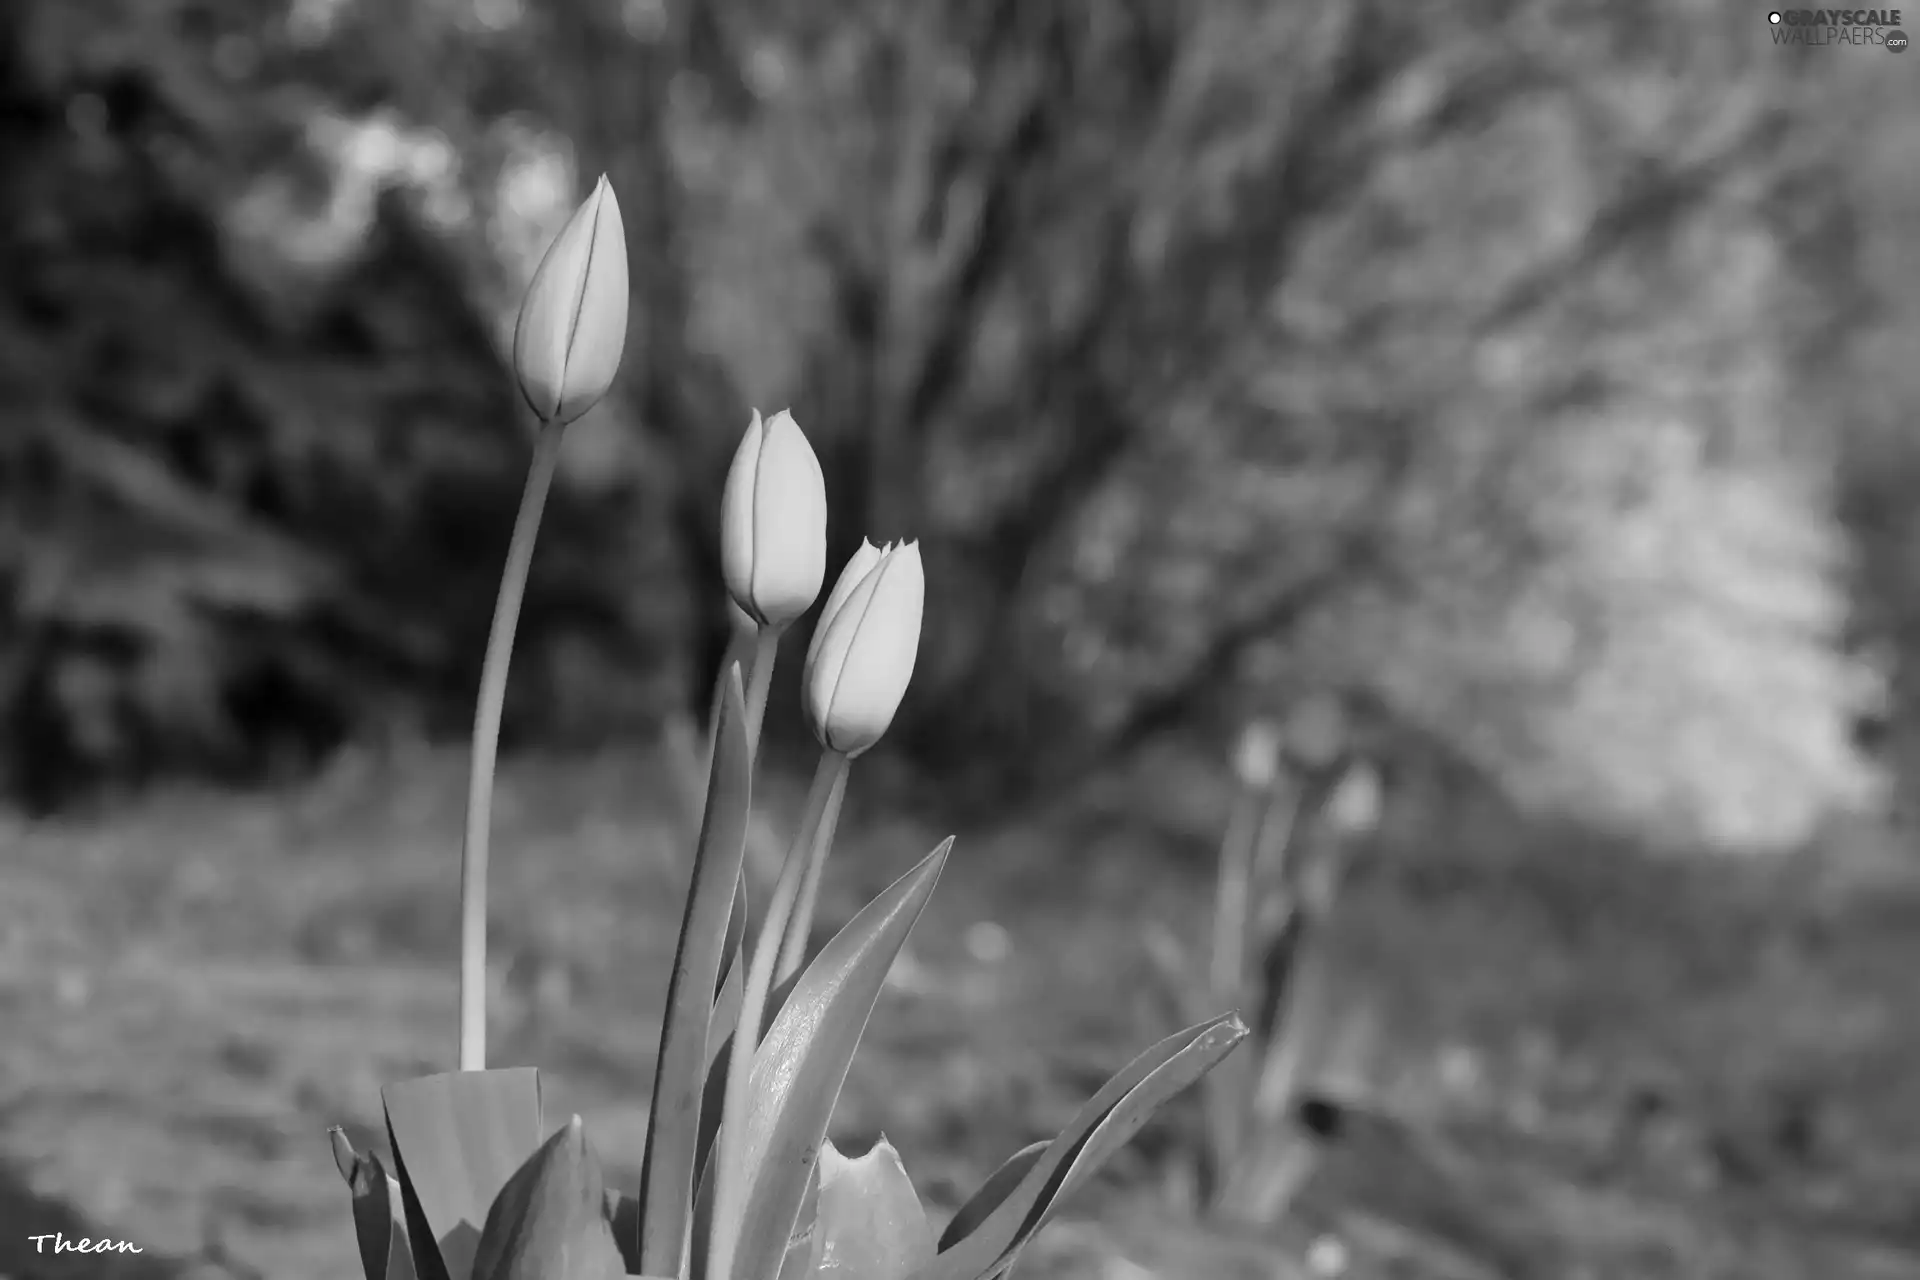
[458,420,565,1073]
[1209,780,1266,1007]
[775,749,852,984]
[742,626,782,752]
[705,626,759,777]
[709,750,850,1280]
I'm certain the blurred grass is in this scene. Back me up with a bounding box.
[0,746,1916,1279]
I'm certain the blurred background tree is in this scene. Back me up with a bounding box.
[2,0,1910,853]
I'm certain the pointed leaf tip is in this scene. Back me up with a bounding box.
[338,1142,417,1280]
[383,1068,543,1280]
[332,1126,359,1186]
[471,1116,622,1280]
[915,1013,1246,1280]
[725,839,951,1280]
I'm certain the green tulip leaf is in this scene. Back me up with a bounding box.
[383,1067,544,1280]
[911,1014,1247,1280]
[1020,1015,1249,1244]
[604,1191,643,1276]
[722,839,952,1280]
[470,1116,626,1280]
[775,1161,824,1280]
[813,1136,935,1279]
[698,956,802,1189]
[708,928,747,1080]
[933,1142,1047,1256]
[690,1117,721,1280]
[332,1129,418,1280]
[639,667,755,1276]
[720,870,747,997]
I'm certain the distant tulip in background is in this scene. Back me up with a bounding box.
[510,173,629,427]
[721,409,828,630]
[1233,719,1284,791]
[1326,759,1384,838]
[1141,716,1386,1234]
[332,172,1245,1280]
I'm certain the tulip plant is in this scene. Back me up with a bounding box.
[1141,710,1383,1227]
[327,175,1247,1280]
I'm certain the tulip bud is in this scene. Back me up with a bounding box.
[804,540,924,757]
[720,408,828,627]
[511,174,629,426]
[1326,760,1384,837]
[1232,719,1283,790]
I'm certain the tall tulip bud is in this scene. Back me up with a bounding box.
[720,409,828,628]
[804,540,924,756]
[511,174,629,426]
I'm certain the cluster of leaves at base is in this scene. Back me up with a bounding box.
[331,679,1245,1280]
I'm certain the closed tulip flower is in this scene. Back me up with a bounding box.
[804,540,924,756]
[720,409,828,628]
[511,174,629,426]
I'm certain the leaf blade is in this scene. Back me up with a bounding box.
[934,1143,1048,1256]
[813,1136,935,1279]
[912,1014,1246,1280]
[383,1067,544,1280]
[470,1116,625,1280]
[725,839,953,1280]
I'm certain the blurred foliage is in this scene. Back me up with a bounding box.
[2,0,1913,850]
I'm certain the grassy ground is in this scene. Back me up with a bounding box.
[0,742,1917,1279]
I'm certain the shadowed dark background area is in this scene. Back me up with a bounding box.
[3,1,1920,1278]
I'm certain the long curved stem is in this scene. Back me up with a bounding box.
[459,422,565,1073]
[708,750,849,1280]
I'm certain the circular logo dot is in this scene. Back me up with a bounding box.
[1888,28,1910,51]
[1768,10,1782,22]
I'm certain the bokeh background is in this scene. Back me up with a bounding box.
[3,1,1920,1277]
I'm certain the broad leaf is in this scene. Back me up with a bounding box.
[471,1116,625,1280]
[332,1129,418,1280]
[912,1014,1247,1280]
[1018,1016,1250,1245]
[384,1068,544,1280]
[695,960,806,1233]
[775,1162,823,1280]
[813,1137,934,1278]
[724,839,952,1280]
[934,1143,1046,1255]
[640,668,755,1276]
[604,1191,643,1276]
